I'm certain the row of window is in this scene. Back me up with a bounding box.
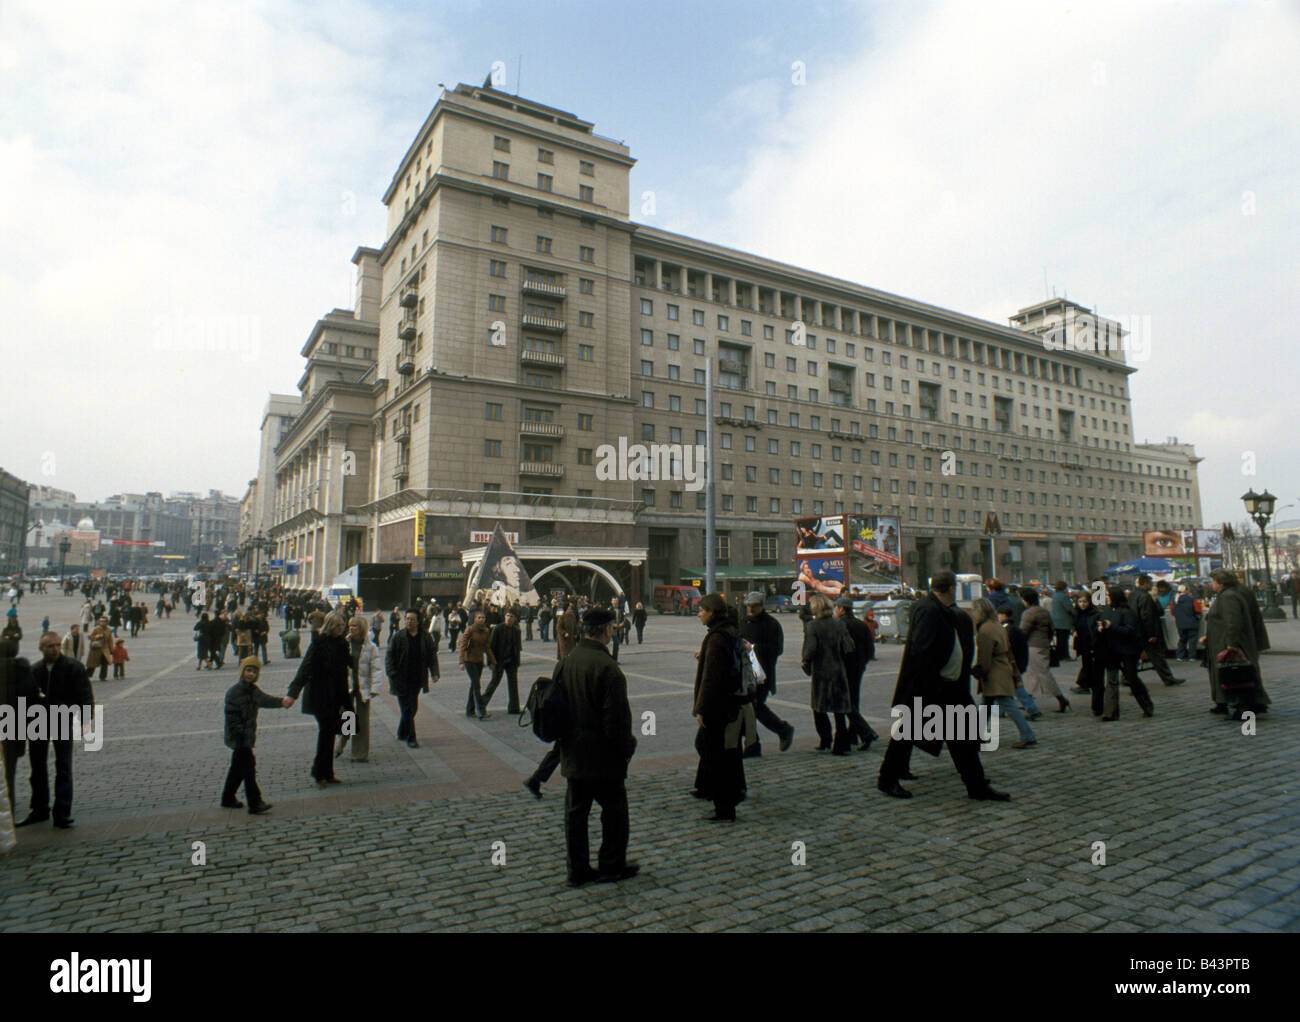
[637,295,1129,398]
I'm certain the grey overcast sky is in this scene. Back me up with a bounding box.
[2,0,1297,529]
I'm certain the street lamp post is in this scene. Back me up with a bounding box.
[58,537,71,584]
[1241,488,1285,621]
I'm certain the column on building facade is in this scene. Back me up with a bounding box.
[653,259,663,290]
[703,272,713,303]
[727,277,737,306]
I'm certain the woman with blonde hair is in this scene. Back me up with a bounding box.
[801,593,854,754]
[971,598,1036,748]
[287,611,353,786]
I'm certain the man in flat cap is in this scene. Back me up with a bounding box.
[739,591,793,755]
[554,605,638,886]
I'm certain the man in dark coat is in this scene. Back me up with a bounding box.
[556,607,638,886]
[1132,574,1185,686]
[1,636,34,816]
[877,572,1007,802]
[384,609,439,747]
[483,611,523,714]
[18,631,95,828]
[739,591,793,756]
[834,596,879,751]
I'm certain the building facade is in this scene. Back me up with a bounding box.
[258,83,1204,597]
[266,249,382,590]
[0,468,30,577]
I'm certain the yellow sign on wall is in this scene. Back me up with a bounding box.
[414,510,426,557]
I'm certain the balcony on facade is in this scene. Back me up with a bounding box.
[520,348,566,368]
[519,421,565,438]
[395,347,415,375]
[399,284,418,309]
[520,313,565,333]
[521,279,566,299]
[519,461,564,478]
[393,418,411,443]
[398,313,417,341]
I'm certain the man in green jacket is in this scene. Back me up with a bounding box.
[556,607,638,887]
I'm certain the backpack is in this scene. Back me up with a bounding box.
[520,669,572,743]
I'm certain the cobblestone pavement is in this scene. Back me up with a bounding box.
[2,591,1298,932]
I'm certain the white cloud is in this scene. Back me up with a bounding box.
[704,0,1300,527]
[0,0,453,501]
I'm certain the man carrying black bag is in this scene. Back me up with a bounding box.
[555,607,638,887]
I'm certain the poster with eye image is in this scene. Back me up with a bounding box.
[1142,530,1186,558]
[794,515,845,554]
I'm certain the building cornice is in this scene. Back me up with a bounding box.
[630,224,1137,375]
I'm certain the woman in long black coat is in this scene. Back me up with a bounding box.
[287,611,353,786]
[801,594,854,754]
[1093,587,1153,720]
[691,593,744,821]
[194,613,211,670]
[1072,591,1103,715]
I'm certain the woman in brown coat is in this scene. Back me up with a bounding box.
[85,617,114,681]
[971,599,1036,748]
[458,612,496,719]
[692,593,744,821]
[1199,569,1271,719]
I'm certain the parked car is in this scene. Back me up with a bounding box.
[652,584,703,615]
[765,594,793,613]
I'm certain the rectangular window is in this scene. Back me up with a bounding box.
[578,311,594,327]
[667,333,680,350]
[579,246,595,263]
[579,160,595,176]
[484,402,502,420]
[488,294,505,312]
[490,226,507,244]
[667,304,679,321]
[489,259,506,278]
[494,136,511,152]
[536,236,552,253]
[483,439,502,457]
[537,148,554,164]
[578,185,594,203]
[578,344,594,361]
[578,413,593,430]
[537,173,553,192]
[492,162,509,180]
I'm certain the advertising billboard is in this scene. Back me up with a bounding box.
[796,554,846,599]
[794,515,845,554]
[1143,529,1222,558]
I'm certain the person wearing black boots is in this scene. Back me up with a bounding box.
[834,595,879,751]
[739,591,793,756]
[877,571,1009,802]
[691,594,745,821]
[802,594,854,754]
[1072,589,1104,715]
[1094,587,1154,720]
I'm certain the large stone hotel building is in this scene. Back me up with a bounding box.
[247,83,1203,601]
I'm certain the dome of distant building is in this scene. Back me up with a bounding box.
[77,516,95,530]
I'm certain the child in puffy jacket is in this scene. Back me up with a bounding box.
[111,637,130,678]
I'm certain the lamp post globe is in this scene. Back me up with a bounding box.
[1241,487,1285,621]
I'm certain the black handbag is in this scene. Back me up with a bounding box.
[1218,659,1258,693]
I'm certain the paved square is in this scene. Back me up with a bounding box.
[2,590,1298,932]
